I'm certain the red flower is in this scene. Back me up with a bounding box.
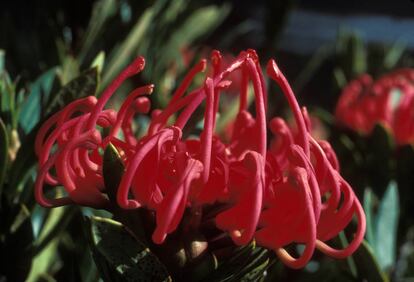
[35,50,365,268]
[336,69,414,145]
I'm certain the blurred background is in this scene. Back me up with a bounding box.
[1,0,414,281]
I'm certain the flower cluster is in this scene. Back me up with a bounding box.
[336,69,414,145]
[35,50,365,268]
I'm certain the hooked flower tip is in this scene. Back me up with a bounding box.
[266,59,281,80]
[125,56,146,76]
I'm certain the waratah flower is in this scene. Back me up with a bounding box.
[335,68,414,145]
[35,49,365,269]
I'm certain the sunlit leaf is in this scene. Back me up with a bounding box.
[375,181,399,271]
[19,68,57,133]
[91,51,106,75]
[32,206,76,255]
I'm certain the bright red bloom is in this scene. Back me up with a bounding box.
[35,50,365,268]
[336,68,414,145]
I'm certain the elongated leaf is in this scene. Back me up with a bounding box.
[353,241,388,282]
[91,51,106,75]
[0,118,8,195]
[349,32,367,76]
[78,0,117,63]
[0,49,4,72]
[186,252,218,282]
[293,44,333,93]
[26,238,59,282]
[383,41,406,70]
[236,249,269,282]
[363,188,376,247]
[47,67,99,114]
[102,7,154,89]
[157,4,230,74]
[19,68,56,133]
[366,124,394,196]
[375,181,399,270]
[32,206,76,255]
[85,216,171,282]
[103,143,124,202]
[206,242,268,282]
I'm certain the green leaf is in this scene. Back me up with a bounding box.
[349,32,367,76]
[32,206,76,255]
[91,51,106,75]
[58,55,80,85]
[19,68,57,133]
[352,241,388,282]
[187,252,218,282]
[383,40,406,70]
[0,49,4,73]
[363,188,376,247]
[27,238,60,282]
[333,67,347,89]
[374,181,399,271]
[103,143,124,202]
[366,124,394,195]
[206,242,269,282]
[102,7,154,89]
[85,216,171,282]
[78,0,117,63]
[157,4,230,73]
[236,249,269,282]
[396,144,414,230]
[293,44,333,93]
[0,118,8,196]
[47,67,98,114]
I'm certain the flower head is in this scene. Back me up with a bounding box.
[35,50,365,268]
[336,68,414,145]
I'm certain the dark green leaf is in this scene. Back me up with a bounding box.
[236,249,269,282]
[0,118,8,196]
[78,0,117,63]
[46,67,99,115]
[187,252,218,282]
[85,216,171,282]
[206,242,269,282]
[366,124,394,196]
[103,143,124,203]
[396,145,414,231]
[0,49,4,72]
[352,241,388,282]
